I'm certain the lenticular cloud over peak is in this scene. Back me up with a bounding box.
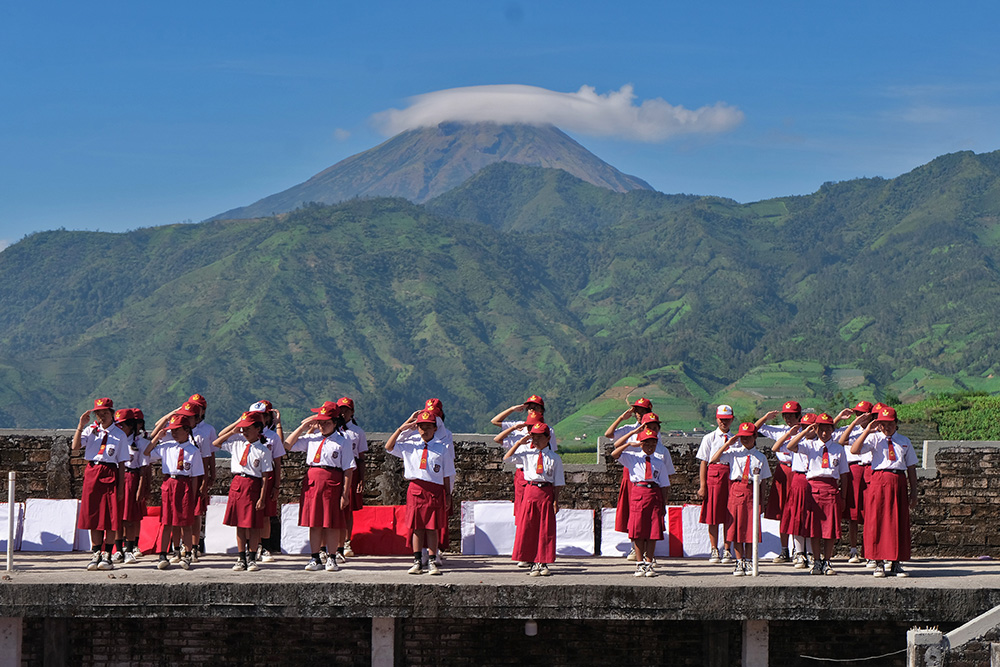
[371,84,744,142]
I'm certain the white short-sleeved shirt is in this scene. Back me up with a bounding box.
[344,422,368,457]
[124,434,151,469]
[858,431,917,471]
[511,447,565,486]
[758,424,794,465]
[501,419,558,468]
[289,431,356,470]
[618,447,672,486]
[80,422,130,464]
[834,425,872,464]
[220,436,275,478]
[611,421,642,441]
[697,428,743,463]
[192,421,218,459]
[798,439,851,480]
[390,432,454,485]
[150,438,206,477]
[719,447,772,482]
[262,428,287,459]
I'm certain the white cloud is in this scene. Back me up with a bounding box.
[0,240,9,253]
[333,128,351,141]
[371,84,744,142]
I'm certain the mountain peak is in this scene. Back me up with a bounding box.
[210,122,652,221]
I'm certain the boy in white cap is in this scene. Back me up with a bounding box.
[696,405,738,563]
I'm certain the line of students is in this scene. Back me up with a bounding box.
[73,392,916,579]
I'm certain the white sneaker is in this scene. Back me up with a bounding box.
[112,550,125,563]
[772,550,790,564]
[810,559,823,575]
[528,563,540,577]
[246,559,260,572]
[133,548,144,558]
[626,548,638,562]
[97,554,114,571]
[157,558,170,570]
[428,561,441,576]
[873,561,886,578]
[258,548,275,563]
[517,561,532,568]
[124,551,138,565]
[866,559,878,569]
[891,562,909,578]
[643,562,658,578]
[708,547,721,564]
[304,558,323,572]
[325,557,340,572]
[793,553,809,569]
[170,550,182,564]
[720,551,733,565]
[823,560,837,576]
[343,541,355,558]
[180,554,192,570]
[733,560,745,577]
[407,561,423,575]
[335,551,347,565]
[538,564,551,577]
[847,550,862,564]
[633,563,647,578]
[190,548,200,563]
[318,550,329,564]
[232,559,247,572]
[87,552,102,571]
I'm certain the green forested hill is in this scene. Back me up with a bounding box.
[3,150,1000,433]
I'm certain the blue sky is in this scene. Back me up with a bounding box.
[3,1,999,248]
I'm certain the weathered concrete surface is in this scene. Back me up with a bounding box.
[0,554,997,623]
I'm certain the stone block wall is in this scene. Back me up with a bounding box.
[1,430,998,558]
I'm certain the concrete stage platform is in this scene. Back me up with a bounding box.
[2,553,998,623]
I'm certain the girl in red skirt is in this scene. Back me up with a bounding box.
[214,411,275,572]
[387,410,454,575]
[753,401,802,563]
[113,408,150,565]
[247,400,285,564]
[849,406,918,578]
[423,398,453,566]
[337,396,367,561]
[835,400,876,564]
[144,413,205,570]
[73,397,130,571]
[611,426,671,578]
[786,413,850,576]
[285,404,356,572]
[773,412,816,569]
[604,397,654,561]
[710,422,771,576]
[696,405,736,564]
[503,422,565,577]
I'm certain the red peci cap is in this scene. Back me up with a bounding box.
[799,413,817,426]
[187,394,207,408]
[415,411,436,425]
[781,401,802,414]
[814,413,835,426]
[853,400,874,414]
[875,406,897,422]
[525,395,545,408]
[114,408,134,423]
[529,422,551,437]
[176,402,199,417]
[640,412,661,425]
[133,408,145,421]
[164,413,191,431]
[311,401,337,414]
[235,411,263,429]
[313,405,338,421]
[337,397,355,411]
[736,422,757,436]
[425,398,442,410]
[93,397,114,412]
[524,412,543,426]
[632,397,653,410]
[639,427,658,442]
[871,402,887,413]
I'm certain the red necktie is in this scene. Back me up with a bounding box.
[419,444,428,470]
[742,456,751,482]
[176,449,185,471]
[312,437,325,464]
[886,436,896,462]
[97,431,108,456]
[821,446,830,468]
[536,451,545,475]
[644,455,652,481]
[239,443,251,467]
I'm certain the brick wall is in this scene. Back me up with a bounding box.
[2,430,998,558]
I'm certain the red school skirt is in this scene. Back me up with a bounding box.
[404,479,447,540]
[350,463,365,512]
[160,476,196,527]
[864,470,911,562]
[512,483,557,564]
[699,463,730,525]
[726,480,760,544]
[299,466,347,529]
[763,463,791,521]
[78,462,120,531]
[803,477,842,540]
[224,475,265,529]
[615,469,632,533]
[780,470,810,537]
[512,467,527,524]
[628,483,665,541]
[121,468,147,523]
[846,463,870,522]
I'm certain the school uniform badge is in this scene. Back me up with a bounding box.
[433,463,441,473]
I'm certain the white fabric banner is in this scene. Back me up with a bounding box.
[459,501,594,556]
[280,503,311,555]
[555,508,594,556]
[23,499,79,552]
[204,495,236,554]
[0,503,24,552]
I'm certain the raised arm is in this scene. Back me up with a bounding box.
[490,404,524,427]
[785,425,816,453]
[493,421,528,444]
[610,426,644,459]
[709,434,739,463]
[849,417,877,455]
[754,410,779,430]
[772,425,800,453]
[604,408,634,438]
[71,410,92,451]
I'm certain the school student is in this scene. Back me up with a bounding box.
[754,401,802,563]
[604,397,654,561]
[423,398,453,566]
[114,408,150,565]
[72,398,129,571]
[337,396,367,560]
[696,405,737,564]
[611,426,671,577]
[144,413,205,570]
[835,400,876,565]
[710,422,771,576]
[186,394,217,561]
[849,406,918,578]
[785,413,850,576]
[386,410,454,575]
[247,400,284,563]
[503,422,565,577]
[285,404,355,572]
[213,411,275,572]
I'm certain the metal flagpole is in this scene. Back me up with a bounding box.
[751,472,760,577]
[6,471,14,571]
